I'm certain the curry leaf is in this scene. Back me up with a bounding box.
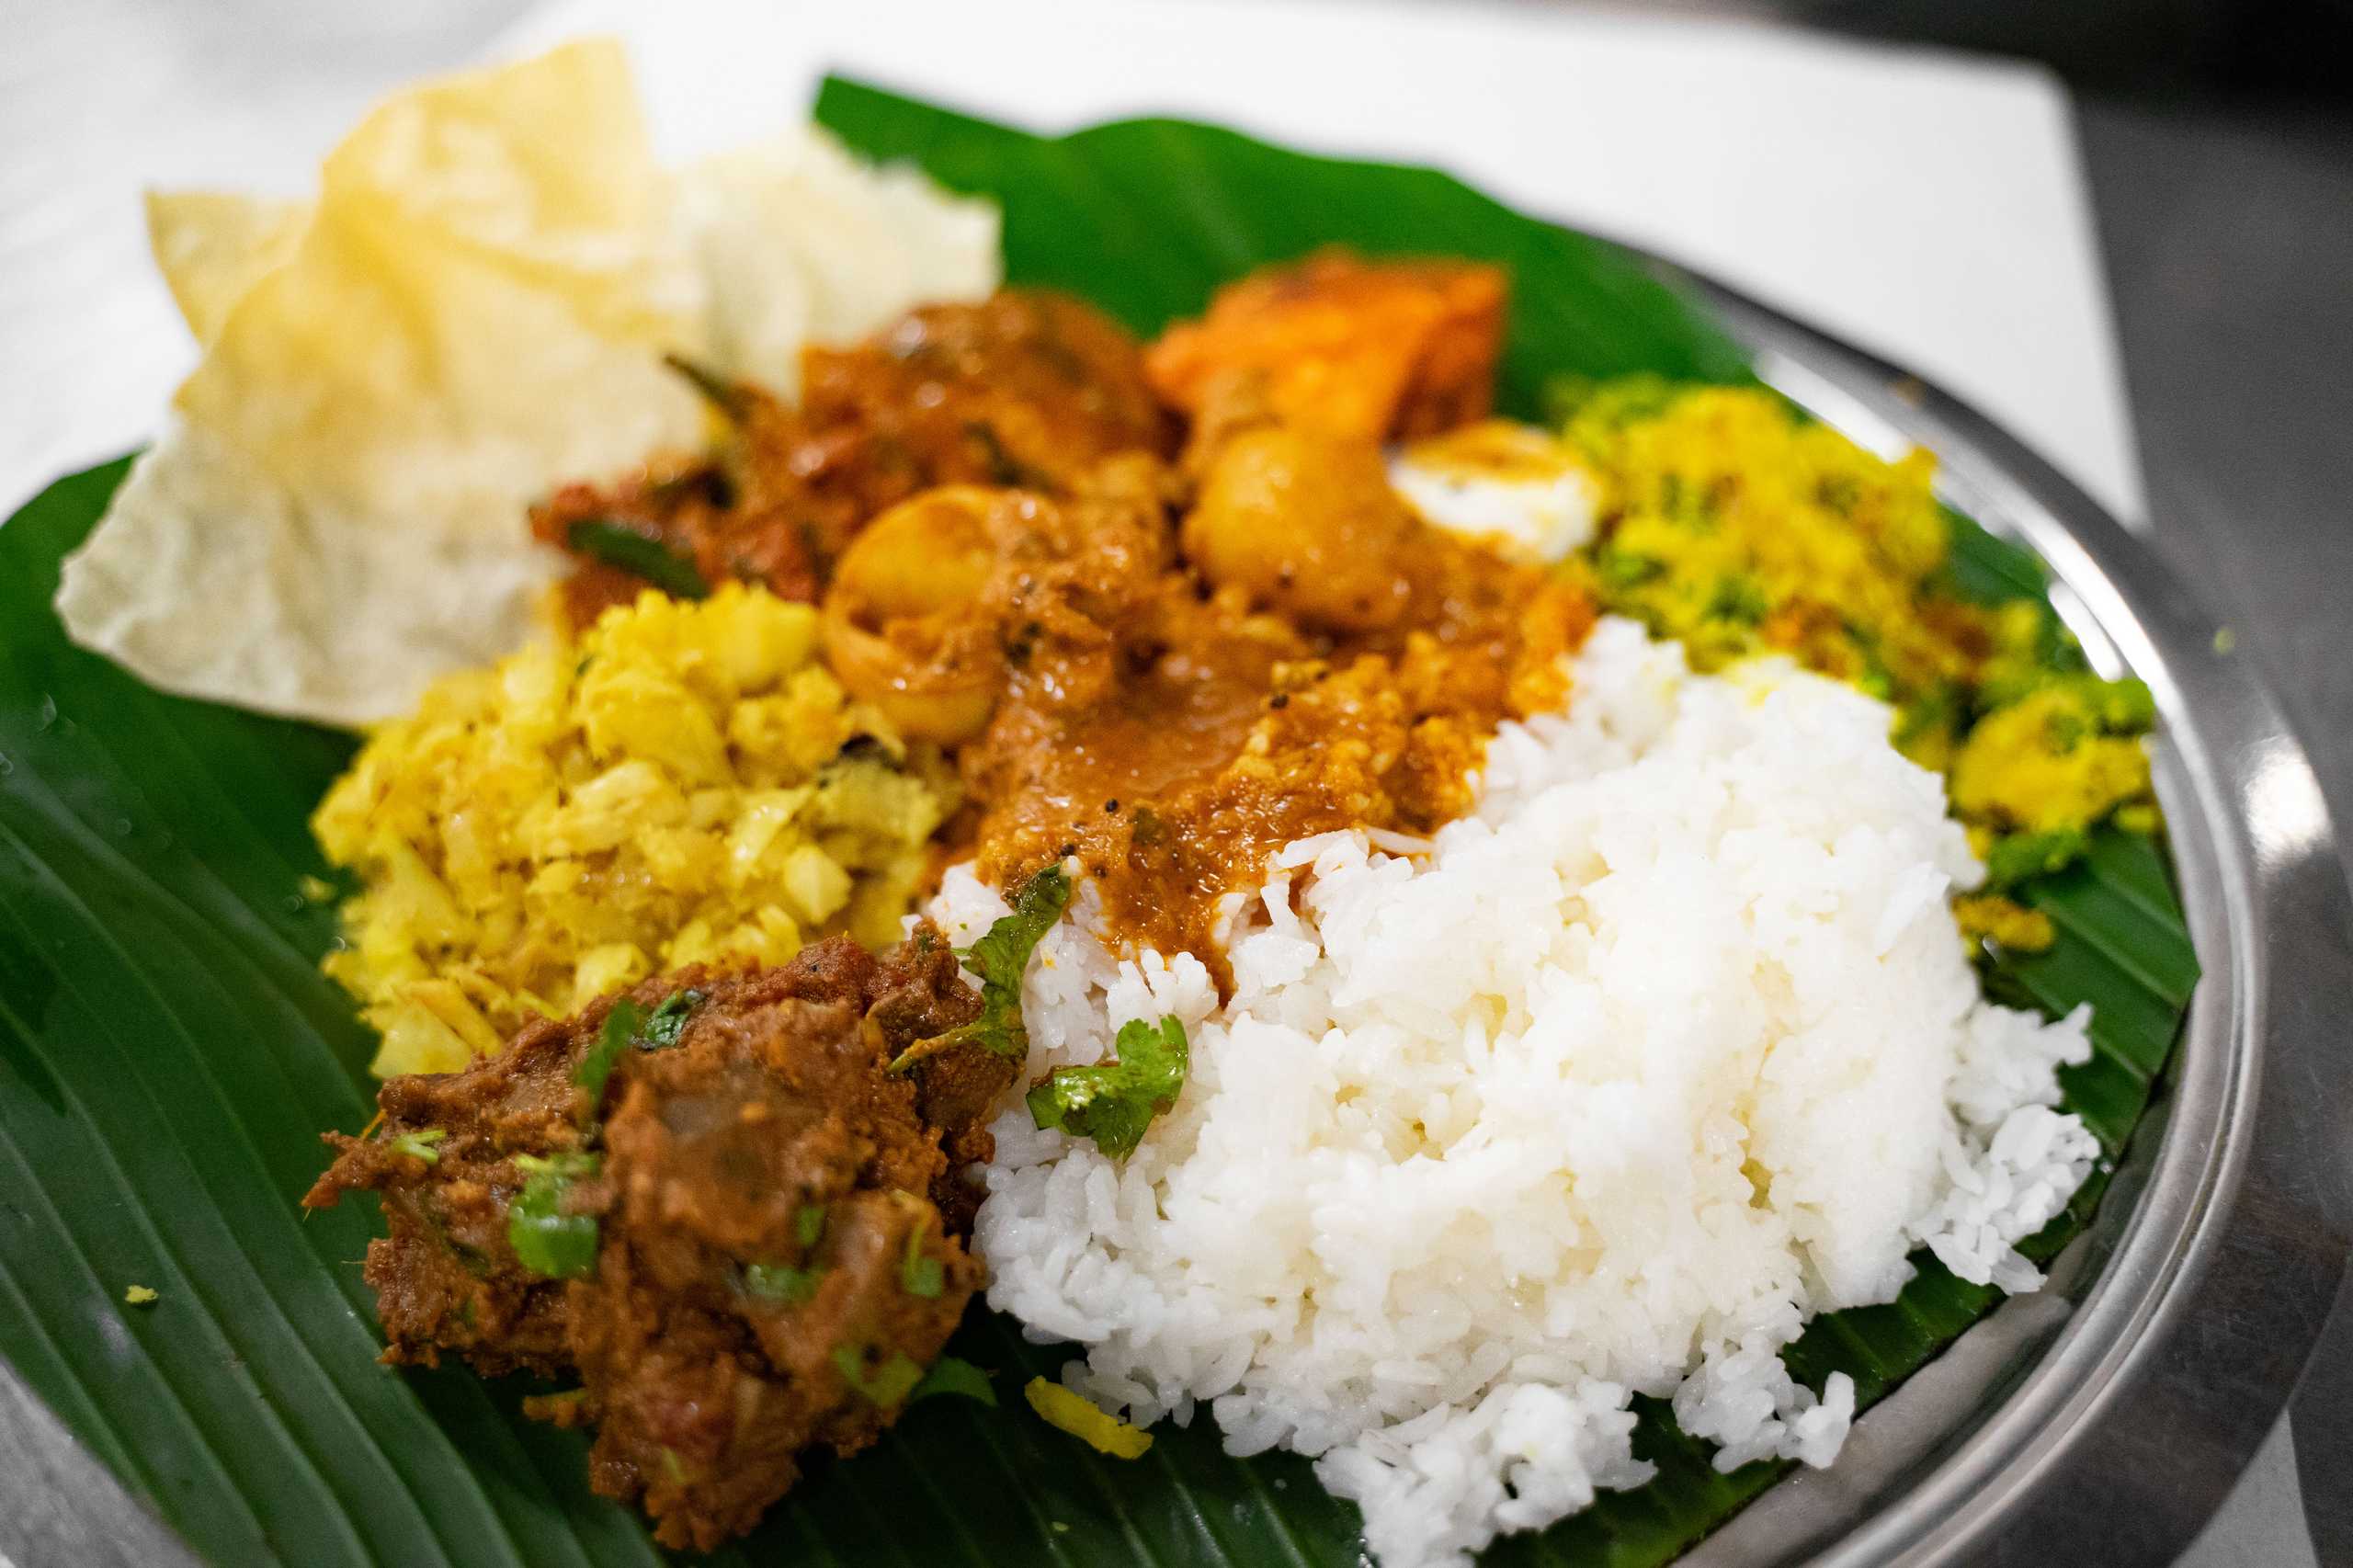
[662,352,747,423]
[564,520,709,601]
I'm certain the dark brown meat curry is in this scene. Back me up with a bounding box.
[306,934,1011,1551]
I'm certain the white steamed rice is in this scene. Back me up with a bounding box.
[926,616,2099,1568]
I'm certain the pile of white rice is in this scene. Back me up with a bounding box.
[927,618,2099,1568]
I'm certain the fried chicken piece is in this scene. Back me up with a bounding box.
[1145,249,1507,451]
[305,930,1014,1550]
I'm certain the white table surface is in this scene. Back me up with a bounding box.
[0,1,2313,1562]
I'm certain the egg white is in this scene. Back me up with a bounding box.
[1388,421,1599,563]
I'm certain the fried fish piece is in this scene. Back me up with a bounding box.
[1145,248,1507,450]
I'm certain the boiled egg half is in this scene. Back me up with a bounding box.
[1387,420,1600,564]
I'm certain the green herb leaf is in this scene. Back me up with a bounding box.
[1706,573,1772,625]
[574,990,705,1112]
[637,989,704,1050]
[661,351,746,421]
[831,1347,926,1408]
[901,1225,945,1300]
[1027,1015,1188,1160]
[795,1202,827,1250]
[892,863,1072,1071]
[572,998,643,1109]
[506,1153,600,1280]
[563,520,710,601]
[387,1128,446,1165]
[743,1262,824,1306]
[1984,827,2094,891]
[909,1357,996,1407]
[1597,547,1665,591]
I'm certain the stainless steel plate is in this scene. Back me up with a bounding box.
[1655,264,2353,1566]
[3,269,2346,1568]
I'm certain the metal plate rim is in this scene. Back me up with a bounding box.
[1653,260,2353,1566]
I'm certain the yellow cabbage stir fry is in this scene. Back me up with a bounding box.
[313,585,949,1075]
[1556,379,2160,951]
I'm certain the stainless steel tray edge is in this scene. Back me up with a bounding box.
[1655,264,2353,1567]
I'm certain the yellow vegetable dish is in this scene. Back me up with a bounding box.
[312,584,949,1076]
[1561,379,2162,949]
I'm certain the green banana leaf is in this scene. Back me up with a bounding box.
[0,80,2193,1568]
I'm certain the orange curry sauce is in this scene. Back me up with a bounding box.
[542,252,1596,980]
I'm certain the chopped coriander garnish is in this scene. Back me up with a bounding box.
[795,1202,827,1251]
[892,864,1071,1073]
[574,998,645,1108]
[638,989,705,1051]
[744,1262,824,1306]
[901,1223,944,1300]
[575,990,707,1109]
[831,1346,926,1407]
[1027,1016,1188,1161]
[388,1127,447,1165]
[565,519,709,601]
[910,1357,995,1407]
[507,1153,600,1279]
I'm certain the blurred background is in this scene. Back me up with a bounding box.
[2,1,2346,1564]
[1818,0,2353,98]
